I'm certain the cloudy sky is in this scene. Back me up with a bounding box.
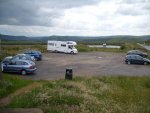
[0,0,150,36]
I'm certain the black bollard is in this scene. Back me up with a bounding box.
[65,68,73,80]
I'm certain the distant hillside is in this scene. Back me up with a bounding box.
[0,34,31,41]
[81,37,145,44]
[0,34,150,44]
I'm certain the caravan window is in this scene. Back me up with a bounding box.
[61,44,66,47]
[68,45,73,49]
[49,43,54,46]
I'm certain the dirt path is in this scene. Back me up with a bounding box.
[0,82,42,107]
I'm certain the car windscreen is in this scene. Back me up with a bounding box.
[135,55,143,60]
[36,51,41,54]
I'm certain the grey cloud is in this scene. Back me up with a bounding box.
[116,7,143,16]
[136,22,150,28]
[0,0,60,26]
[116,0,150,16]
[116,1,150,16]
[38,0,99,9]
[135,16,150,28]
[142,2,150,10]
[119,0,148,4]
[0,0,99,26]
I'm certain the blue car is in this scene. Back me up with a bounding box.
[24,50,42,61]
[1,59,36,75]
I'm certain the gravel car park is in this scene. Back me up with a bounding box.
[22,52,150,80]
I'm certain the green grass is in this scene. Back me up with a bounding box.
[0,74,33,99]
[1,42,150,61]
[0,45,46,61]
[4,76,150,113]
[76,44,124,52]
[76,43,148,53]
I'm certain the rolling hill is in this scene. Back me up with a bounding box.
[0,34,150,44]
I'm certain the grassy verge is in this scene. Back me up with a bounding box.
[0,45,46,61]
[76,43,148,53]
[76,44,124,52]
[1,43,150,61]
[4,76,150,113]
[0,74,33,99]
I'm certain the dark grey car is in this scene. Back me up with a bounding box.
[127,50,148,58]
[125,55,150,65]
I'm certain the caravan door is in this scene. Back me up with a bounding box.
[67,45,75,53]
[59,44,67,53]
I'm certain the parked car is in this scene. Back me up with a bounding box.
[1,56,13,63]
[127,50,148,58]
[1,59,36,75]
[125,55,150,65]
[24,50,42,61]
[12,54,35,61]
[1,56,13,72]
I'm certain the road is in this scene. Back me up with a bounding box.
[24,52,150,80]
[137,43,150,51]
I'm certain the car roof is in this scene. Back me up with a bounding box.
[4,56,13,59]
[25,50,41,53]
[2,57,13,62]
[11,60,35,65]
[14,59,35,63]
[12,59,25,61]
[15,54,31,57]
[126,54,141,57]
[16,54,29,56]
[16,53,26,55]
[128,50,140,52]
[12,59,31,62]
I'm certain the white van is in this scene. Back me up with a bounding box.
[47,41,78,54]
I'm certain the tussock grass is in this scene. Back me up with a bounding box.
[5,76,150,113]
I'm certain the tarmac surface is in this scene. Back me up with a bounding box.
[25,52,150,80]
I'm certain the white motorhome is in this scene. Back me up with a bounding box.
[47,41,78,54]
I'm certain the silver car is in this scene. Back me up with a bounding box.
[2,59,36,75]
[12,54,35,62]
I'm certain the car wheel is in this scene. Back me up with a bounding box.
[54,50,58,53]
[127,61,131,65]
[144,62,147,65]
[34,57,38,61]
[70,51,74,55]
[21,70,27,75]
